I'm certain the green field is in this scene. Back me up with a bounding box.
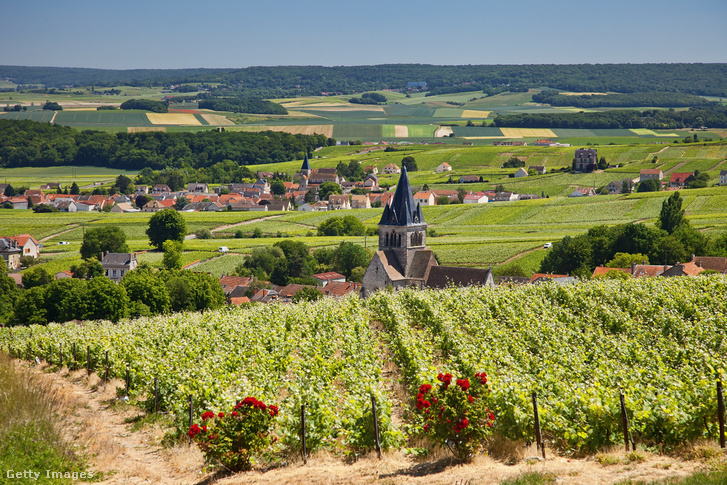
[3,85,723,145]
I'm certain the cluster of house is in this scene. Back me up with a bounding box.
[219,271,360,305]
[0,234,40,271]
[605,169,704,195]
[494,140,571,147]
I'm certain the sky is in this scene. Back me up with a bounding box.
[1,0,725,69]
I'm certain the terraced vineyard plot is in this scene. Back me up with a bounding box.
[428,240,539,265]
[525,199,639,225]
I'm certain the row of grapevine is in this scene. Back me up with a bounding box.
[366,277,727,451]
[2,277,727,454]
[0,297,399,454]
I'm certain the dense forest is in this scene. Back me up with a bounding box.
[492,106,727,129]
[197,98,287,115]
[532,90,717,108]
[119,99,169,113]
[2,64,727,97]
[0,119,331,170]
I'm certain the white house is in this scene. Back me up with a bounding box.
[570,187,596,197]
[413,191,436,206]
[10,234,41,258]
[464,192,489,204]
[720,170,727,186]
[435,162,452,173]
[383,164,401,174]
[514,168,529,178]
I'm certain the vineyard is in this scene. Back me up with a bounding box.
[2,276,727,462]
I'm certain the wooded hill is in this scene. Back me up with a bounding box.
[2,64,727,97]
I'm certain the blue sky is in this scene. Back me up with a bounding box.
[1,0,725,69]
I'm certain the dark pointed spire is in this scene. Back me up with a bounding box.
[301,153,311,171]
[378,166,425,226]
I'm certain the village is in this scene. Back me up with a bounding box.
[3,148,726,310]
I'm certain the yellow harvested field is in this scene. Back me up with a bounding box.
[285,110,322,118]
[434,126,454,137]
[200,114,234,126]
[630,129,679,137]
[461,110,491,118]
[147,113,202,125]
[238,125,334,137]
[500,128,557,138]
[128,127,166,133]
[394,125,408,137]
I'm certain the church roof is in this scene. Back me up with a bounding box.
[301,153,311,171]
[378,167,424,226]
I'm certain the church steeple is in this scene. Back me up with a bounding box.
[300,153,311,176]
[379,166,424,227]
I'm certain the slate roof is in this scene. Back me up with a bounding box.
[101,253,136,266]
[691,256,727,273]
[379,167,424,227]
[301,154,311,171]
[425,266,493,289]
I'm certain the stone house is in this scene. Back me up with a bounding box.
[100,252,138,282]
[573,148,598,172]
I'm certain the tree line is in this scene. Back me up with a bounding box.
[493,106,727,129]
[197,99,287,115]
[0,120,331,171]
[3,64,727,97]
[119,99,169,112]
[532,90,717,108]
[538,192,727,277]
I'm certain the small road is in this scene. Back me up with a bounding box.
[38,224,82,243]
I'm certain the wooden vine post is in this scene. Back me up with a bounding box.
[619,392,634,451]
[718,380,725,449]
[301,404,307,464]
[532,391,545,459]
[86,346,91,376]
[371,395,382,459]
[188,395,194,445]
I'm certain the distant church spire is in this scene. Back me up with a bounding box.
[301,153,311,172]
[379,166,424,227]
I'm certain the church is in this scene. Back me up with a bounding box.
[361,167,494,297]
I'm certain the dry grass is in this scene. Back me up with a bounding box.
[395,125,409,137]
[434,126,454,137]
[201,113,235,126]
[238,124,334,137]
[461,110,491,118]
[146,113,202,125]
[500,128,557,138]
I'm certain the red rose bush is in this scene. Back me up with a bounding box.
[189,396,279,471]
[415,372,495,461]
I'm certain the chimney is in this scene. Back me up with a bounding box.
[631,261,637,274]
[691,254,695,262]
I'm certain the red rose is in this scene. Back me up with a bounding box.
[468,395,474,403]
[423,424,429,431]
[231,411,239,417]
[489,412,495,421]
[201,411,215,421]
[456,378,470,391]
[188,424,201,438]
[218,412,225,418]
[202,425,208,433]
[460,417,469,428]
[269,405,279,417]
[419,384,432,394]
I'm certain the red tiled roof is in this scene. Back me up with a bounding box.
[592,266,630,277]
[313,272,345,281]
[529,273,568,283]
[321,281,361,297]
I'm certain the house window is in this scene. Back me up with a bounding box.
[112,269,117,277]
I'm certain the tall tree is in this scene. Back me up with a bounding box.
[80,226,129,260]
[146,209,188,250]
[659,191,685,234]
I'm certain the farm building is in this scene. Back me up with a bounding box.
[639,169,663,182]
[435,162,452,173]
[573,148,598,173]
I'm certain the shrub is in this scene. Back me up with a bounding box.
[414,372,495,462]
[189,397,279,472]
